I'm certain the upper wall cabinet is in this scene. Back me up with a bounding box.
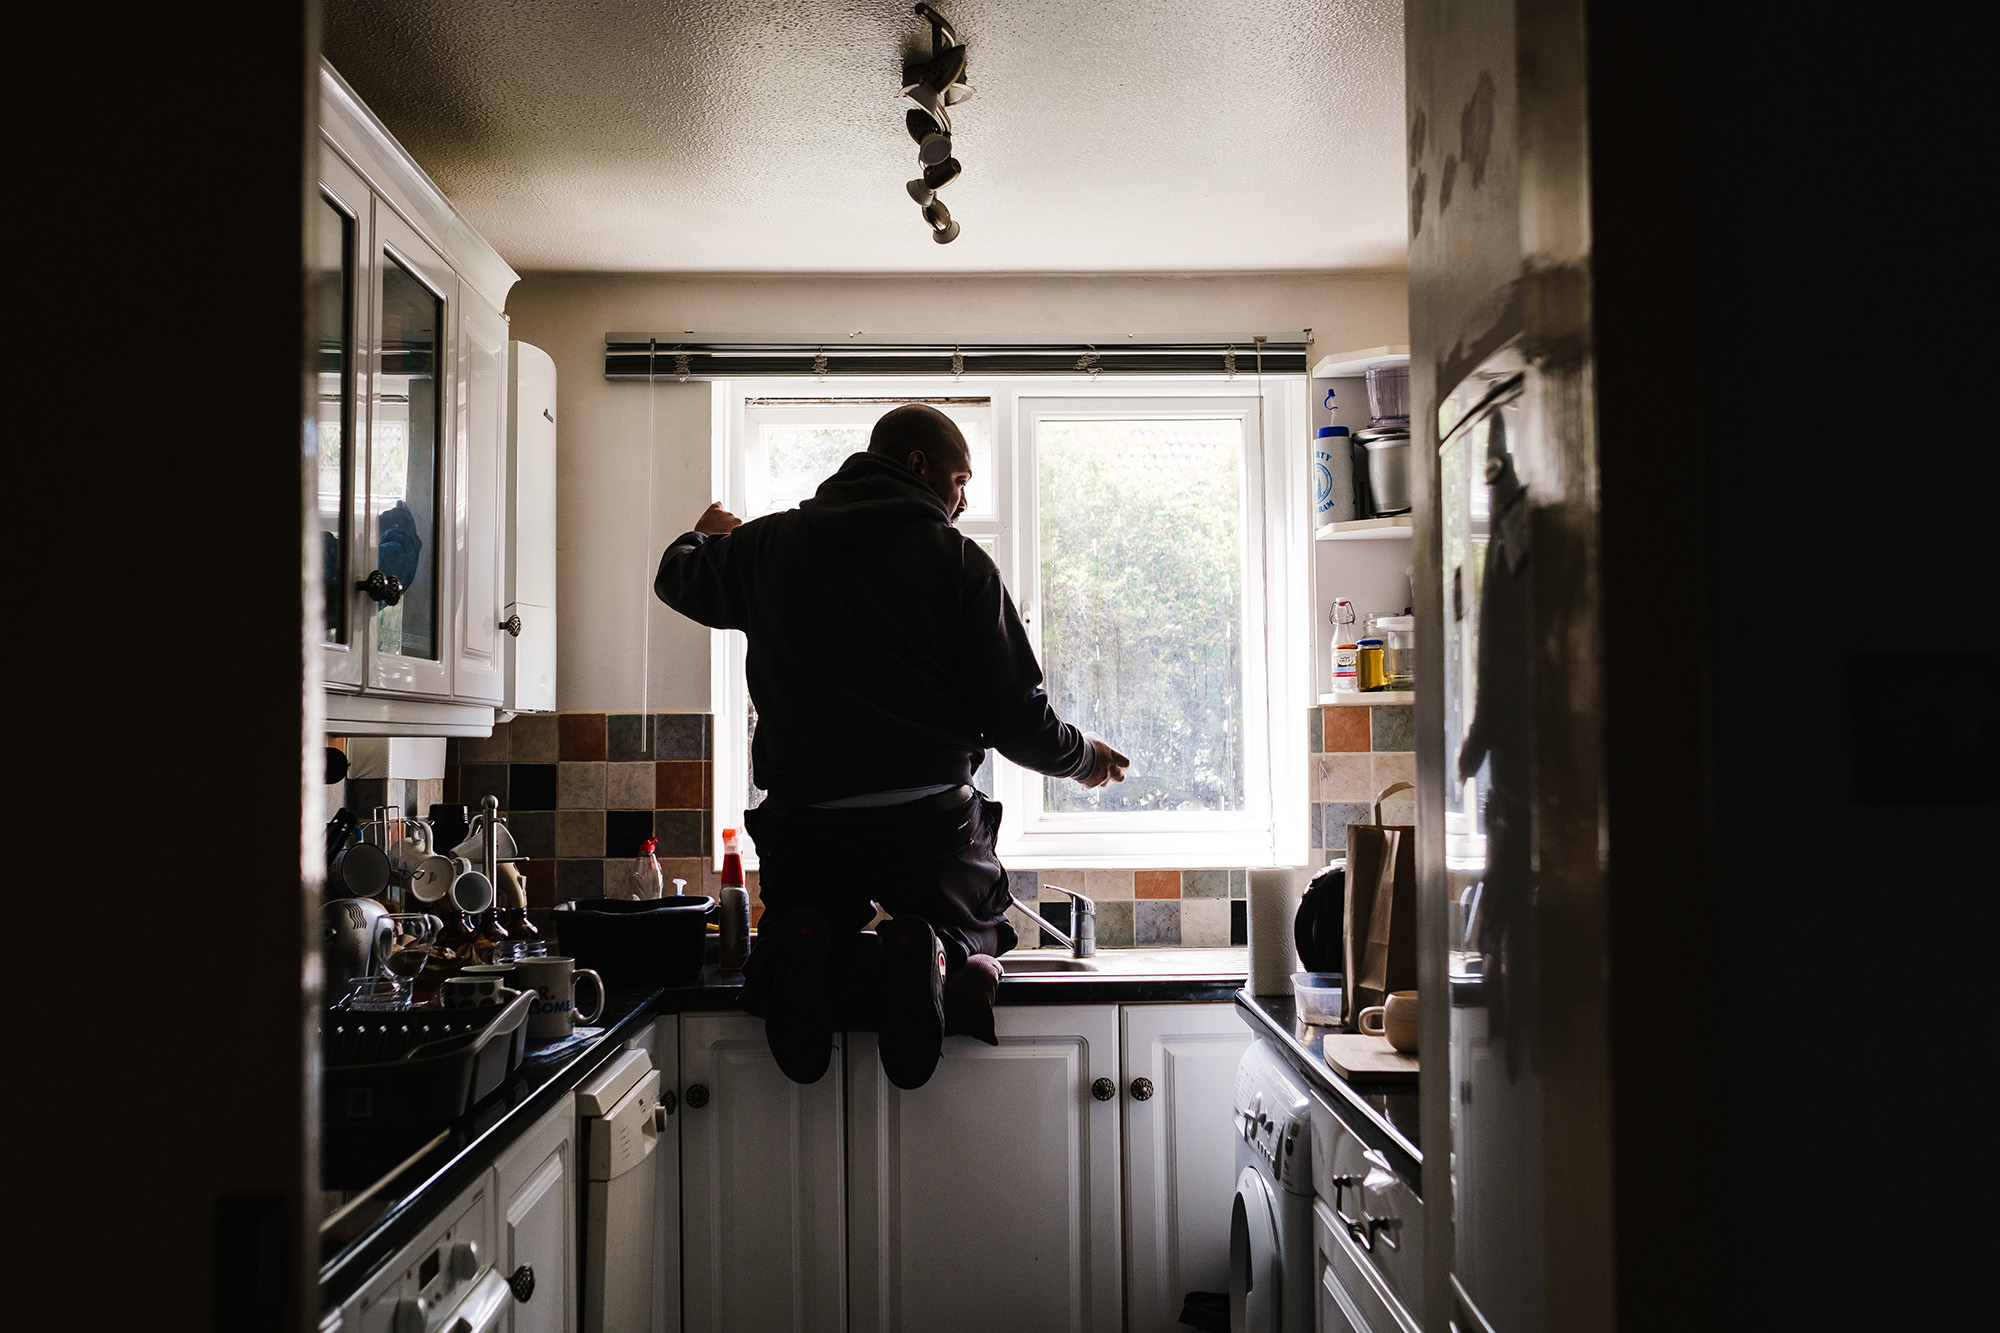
[316,62,524,735]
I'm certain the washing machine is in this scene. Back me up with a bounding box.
[1229,1038,1314,1333]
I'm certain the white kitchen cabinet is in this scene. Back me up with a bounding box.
[845,1005,1123,1333]
[677,1012,846,1333]
[493,1097,577,1333]
[451,285,512,706]
[1121,1004,1252,1332]
[365,203,456,700]
[315,146,372,693]
[317,61,522,735]
[505,341,558,714]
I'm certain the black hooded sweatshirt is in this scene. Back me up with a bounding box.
[654,451,1092,807]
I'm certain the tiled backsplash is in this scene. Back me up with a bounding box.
[442,713,719,913]
[1308,702,1419,866]
[410,706,1416,947]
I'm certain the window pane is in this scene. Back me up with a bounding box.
[937,408,993,521]
[760,425,871,514]
[1037,417,1246,813]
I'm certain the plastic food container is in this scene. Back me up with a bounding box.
[553,896,715,986]
[1291,971,1344,1026]
[1365,362,1410,427]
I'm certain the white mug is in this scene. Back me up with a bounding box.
[514,955,605,1041]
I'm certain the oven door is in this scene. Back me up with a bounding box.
[435,1270,511,1333]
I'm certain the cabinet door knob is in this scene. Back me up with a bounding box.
[1091,1077,1116,1102]
[358,570,405,606]
[501,614,523,637]
[684,1083,709,1109]
[507,1264,535,1303]
[659,1088,677,1115]
[1130,1077,1155,1101]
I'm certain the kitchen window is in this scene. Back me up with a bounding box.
[712,377,1309,868]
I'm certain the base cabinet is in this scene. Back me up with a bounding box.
[668,1001,1242,1333]
[846,1005,1124,1333]
[493,1097,576,1333]
[1122,1005,1253,1333]
[677,1012,846,1333]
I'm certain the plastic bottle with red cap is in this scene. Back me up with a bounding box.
[719,828,750,970]
[626,835,664,900]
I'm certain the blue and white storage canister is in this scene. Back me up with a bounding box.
[1313,426,1358,526]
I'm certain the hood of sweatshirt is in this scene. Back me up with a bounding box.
[796,451,950,548]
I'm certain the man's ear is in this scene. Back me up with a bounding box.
[906,450,927,475]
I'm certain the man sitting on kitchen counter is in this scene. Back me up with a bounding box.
[653,403,1127,1090]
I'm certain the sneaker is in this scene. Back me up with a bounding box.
[877,915,947,1090]
[763,906,833,1085]
[943,954,1002,1046]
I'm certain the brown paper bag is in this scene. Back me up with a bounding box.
[1343,782,1417,1026]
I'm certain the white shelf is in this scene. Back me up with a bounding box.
[1316,516,1412,541]
[1311,346,1410,378]
[1318,691,1416,707]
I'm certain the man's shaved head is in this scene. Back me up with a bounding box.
[869,404,968,471]
[870,404,972,521]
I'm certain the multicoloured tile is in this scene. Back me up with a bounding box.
[1134,901,1181,945]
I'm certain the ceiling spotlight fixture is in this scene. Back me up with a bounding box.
[923,197,961,245]
[905,108,951,166]
[905,157,962,207]
[899,3,970,244]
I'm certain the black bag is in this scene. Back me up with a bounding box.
[1293,862,1346,974]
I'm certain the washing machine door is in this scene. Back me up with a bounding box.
[1230,1165,1282,1333]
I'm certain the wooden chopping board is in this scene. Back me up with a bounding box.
[1321,1035,1419,1082]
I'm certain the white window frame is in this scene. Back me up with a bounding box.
[710,375,1309,870]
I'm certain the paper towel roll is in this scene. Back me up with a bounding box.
[1248,866,1302,995]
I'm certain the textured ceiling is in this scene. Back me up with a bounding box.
[322,1,1408,275]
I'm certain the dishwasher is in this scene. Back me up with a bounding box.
[577,1048,668,1333]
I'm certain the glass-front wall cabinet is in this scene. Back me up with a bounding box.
[317,150,371,690]
[314,142,458,699]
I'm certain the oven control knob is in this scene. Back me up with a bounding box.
[448,1239,481,1282]
[391,1298,425,1333]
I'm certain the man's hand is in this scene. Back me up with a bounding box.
[1077,737,1130,789]
[694,501,741,535]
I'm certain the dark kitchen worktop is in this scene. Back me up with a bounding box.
[318,983,665,1305]
[1234,988,1423,1196]
[320,945,1246,1312]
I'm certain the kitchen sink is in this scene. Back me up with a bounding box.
[999,955,1101,973]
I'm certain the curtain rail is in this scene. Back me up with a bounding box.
[604,335,1311,381]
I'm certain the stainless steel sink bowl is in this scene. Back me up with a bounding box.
[999,955,1101,973]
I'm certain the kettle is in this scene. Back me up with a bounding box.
[321,897,394,992]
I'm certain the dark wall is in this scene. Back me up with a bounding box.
[21,7,318,1331]
[1413,0,1993,1327]
[1687,3,1993,1326]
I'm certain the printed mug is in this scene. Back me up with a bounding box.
[514,955,605,1041]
